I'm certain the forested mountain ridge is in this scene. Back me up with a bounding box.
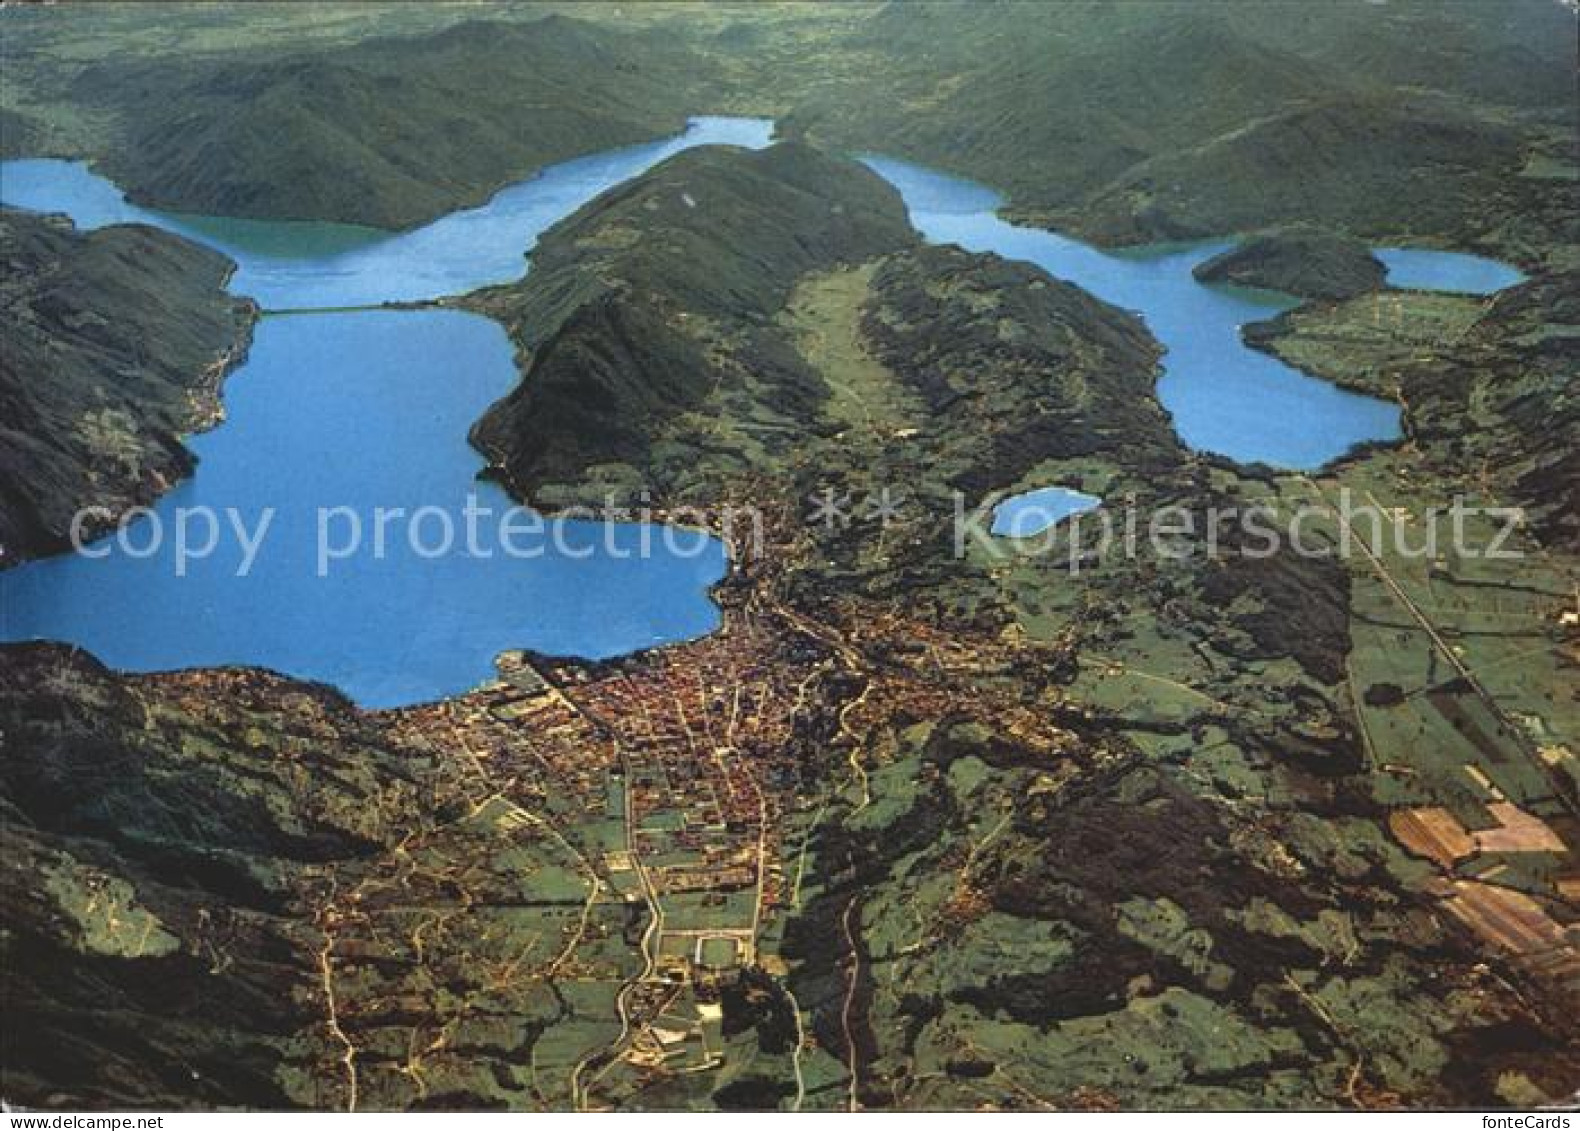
[0,209,256,563]
[3,2,1572,258]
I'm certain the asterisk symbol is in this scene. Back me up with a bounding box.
[865,487,907,527]
[805,488,852,530]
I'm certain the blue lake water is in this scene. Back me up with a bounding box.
[1376,248,1525,294]
[0,312,725,706]
[861,156,1522,469]
[0,117,772,706]
[991,487,1103,538]
[0,116,775,309]
[0,117,1525,705]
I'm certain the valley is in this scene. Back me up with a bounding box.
[0,1,1575,1114]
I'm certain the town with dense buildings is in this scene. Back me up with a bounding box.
[2,0,1577,1114]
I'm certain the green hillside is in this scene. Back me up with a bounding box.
[52,16,715,227]
[1062,94,1559,259]
[2,2,1576,1112]
[1193,228,1386,301]
[0,209,256,564]
[788,1,1575,257]
[1248,269,1580,551]
[466,141,919,503]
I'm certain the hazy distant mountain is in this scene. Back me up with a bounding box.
[7,1,1571,251]
[789,1,1574,254]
